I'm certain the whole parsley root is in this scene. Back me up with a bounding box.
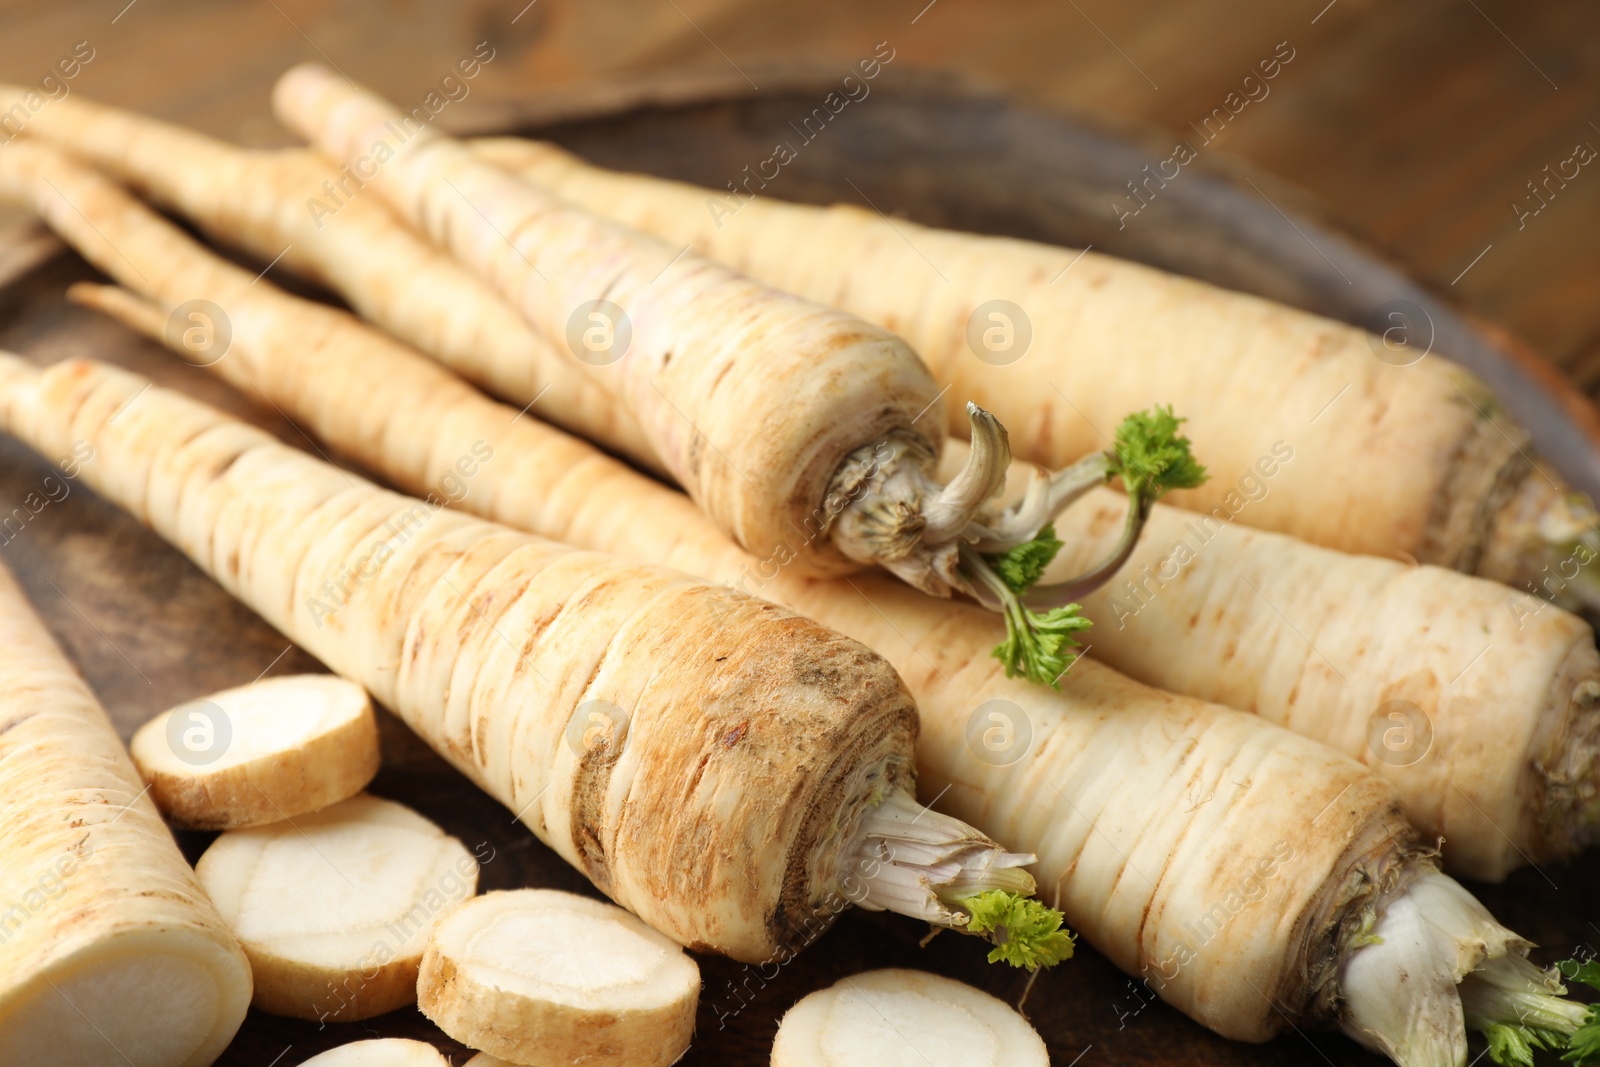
[0,352,1063,971]
[971,452,1600,883]
[269,66,1064,602]
[474,134,1596,596]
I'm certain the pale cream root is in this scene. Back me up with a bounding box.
[770,969,1048,1067]
[0,82,654,470]
[472,135,1582,586]
[943,446,1600,881]
[269,65,1008,591]
[0,560,252,1067]
[0,352,929,965]
[130,673,379,829]
[418,889,699,1067]
[196,793,476,1022]
[298,1039,452,1066]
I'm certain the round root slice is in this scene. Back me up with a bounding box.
[772,969,1047,1067]
[0,926,251,1067]
[418,889,700,1067]
[298,1039,451,1066]
[197,793,478,1022]
[130,674,379,829]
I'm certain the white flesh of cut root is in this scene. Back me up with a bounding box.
[131,674,379,829]
[771,968,1048,1067]
[0,560,253,1067]
[197,793,477,1022]
[418,889,700,1067]
[297,1039,451,1066]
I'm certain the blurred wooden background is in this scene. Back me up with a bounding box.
[2,0,1598,383]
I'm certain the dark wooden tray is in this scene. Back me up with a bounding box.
[0,71,1595,1067]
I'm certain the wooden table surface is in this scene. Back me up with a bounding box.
[3,0,1598,388]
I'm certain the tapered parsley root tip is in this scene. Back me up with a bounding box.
[955,889,1075,971]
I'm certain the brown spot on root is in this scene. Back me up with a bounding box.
[473,711,491,770]
[568,647,624,897]
[569,742,619,898]
[687,752,712,790]
[795,655,856,706]
[596,588,920,961]
[765,639,919,952]
[1378,669,1441,706]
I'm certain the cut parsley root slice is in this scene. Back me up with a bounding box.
[418,890,700,1067]
[197,794,478,1022]
[0,559,251,1067]
[130,674,379,829]
[298,1040,451,1066]
[771,969,1047,1067]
